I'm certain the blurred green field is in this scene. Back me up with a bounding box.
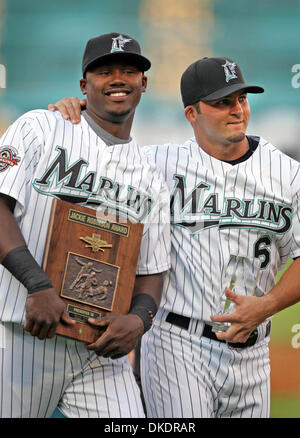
[270,300,300,343]
[272,257,300,342]
[271,396,300,418]
[270,258,300,418]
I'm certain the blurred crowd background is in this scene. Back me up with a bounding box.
[0,0,299,418]
[1,0,300,156]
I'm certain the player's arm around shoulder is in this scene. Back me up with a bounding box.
[48,97,86,124]
[86,273,163,359]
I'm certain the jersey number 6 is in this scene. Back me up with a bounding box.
[254,236,272,269]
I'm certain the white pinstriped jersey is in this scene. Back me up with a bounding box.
[143,136,300,322]
[0,110,170,323]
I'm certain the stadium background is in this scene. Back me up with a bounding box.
[0,0,299,418]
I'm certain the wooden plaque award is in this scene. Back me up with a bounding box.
[42,199,143,343]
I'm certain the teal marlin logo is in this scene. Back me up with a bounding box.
[222,60,237,82]
[111,35,132,53]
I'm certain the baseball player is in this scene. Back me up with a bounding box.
[140,58,300,418]
[0,32,170,418]
[50,58,300,418]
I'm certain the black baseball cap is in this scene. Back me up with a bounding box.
[181,57,264,107]
[82,32,151,76]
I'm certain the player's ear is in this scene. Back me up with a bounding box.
[185,105,198,123]
[80,78,87,95]
[141,75,147,93]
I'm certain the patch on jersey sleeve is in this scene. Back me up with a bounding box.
[0,146,21,172]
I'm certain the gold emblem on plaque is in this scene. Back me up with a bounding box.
[80,233,112,253]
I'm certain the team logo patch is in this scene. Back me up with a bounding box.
[222,60,238,82]
[111,34,132,53]
[0,146,21,172]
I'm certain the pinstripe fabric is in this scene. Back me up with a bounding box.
[0,110,170,323]
[141,136,300,418]
[0,323,145,418]
[0,110,170,418]
[143,137,300,322]
[142,311,270,418]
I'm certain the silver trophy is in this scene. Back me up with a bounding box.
[212,255,262,333]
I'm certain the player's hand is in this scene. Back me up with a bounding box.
[48,97,86,124]
[86,314,144,359]
[24,288,75,340]
[210,288,266,343]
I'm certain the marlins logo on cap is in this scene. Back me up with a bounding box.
[82,32,151,76]
[111,35,132,53]
[180,56,264,107]
[222,60,238,83]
